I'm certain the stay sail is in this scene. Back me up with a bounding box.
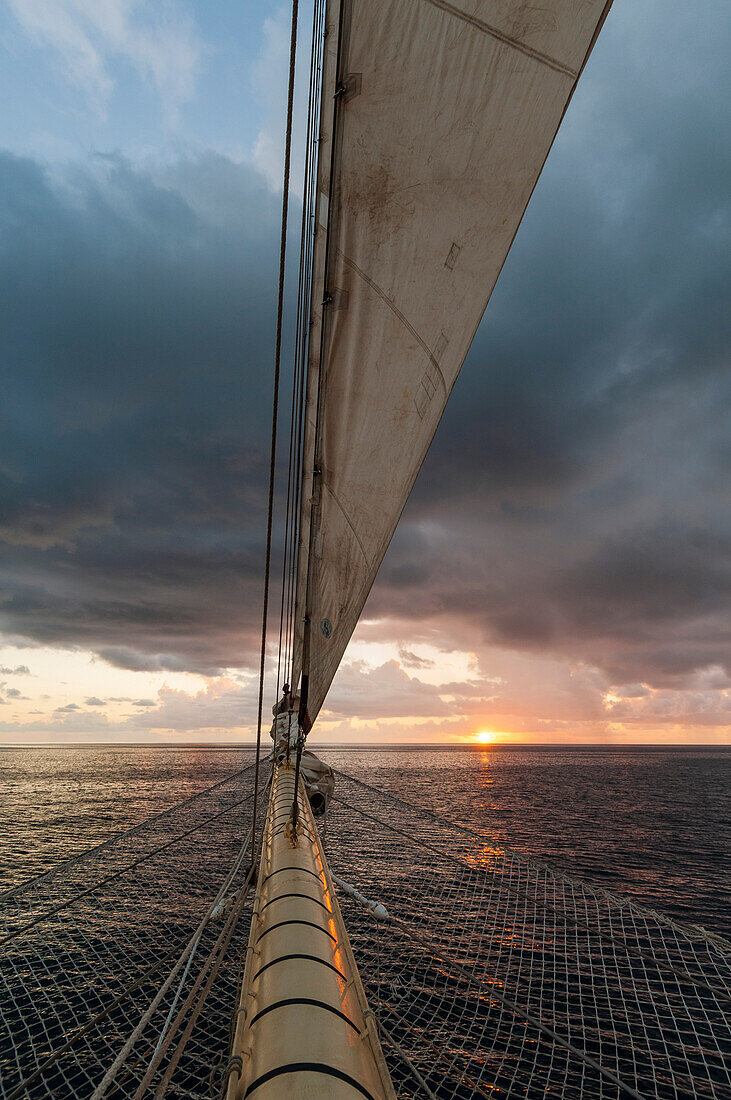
[294,0,613,725]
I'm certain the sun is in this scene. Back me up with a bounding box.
[475,731,494,744]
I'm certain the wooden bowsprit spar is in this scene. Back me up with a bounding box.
[225,763,396,1100]
[233,0,617,1095]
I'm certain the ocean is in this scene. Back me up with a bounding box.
[1,744,728,937]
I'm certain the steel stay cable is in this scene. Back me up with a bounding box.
[7,824,255,1100]
[277,99,311,698]
[89,829,256,1100]
[4,941,185,1100]
[0,760,257,903]
[251,0,300,863]
[288,0,325,680]
[283,3,327,808]
[281,0,323,696]
[388,919,646,1100]
[145,823,255,1071]
[1,792,254,948]
[279,0,324,694]
[375,1020,444,1100]
[374,1000,490,1100]
[331,785,730,1000]
[151,875,256,1099]
[132,865,256,1098]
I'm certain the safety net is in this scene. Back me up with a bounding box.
[325,769,731,1099]
[1,760,729,1098]
[0,761,260,1099]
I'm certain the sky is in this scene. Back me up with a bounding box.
[0,0,729,746]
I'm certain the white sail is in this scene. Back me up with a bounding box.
[295,0,612,724]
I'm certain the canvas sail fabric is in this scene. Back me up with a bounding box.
[295,0,612,723]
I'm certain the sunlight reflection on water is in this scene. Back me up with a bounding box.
[1,744,728,935]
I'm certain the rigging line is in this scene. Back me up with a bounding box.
[284,0,324,689]
[391,920,646,1100]
[375,1022,445,1100]
[275,322,300,699]
[278,4,319,696]
[287,0,324,682]
[8,829,255,1100]
[0,760,257,903]
[286,0,321,692]
[0,792,254,948]
[333,769,731,960]
[280,77,313,691]
[330,793,730,1002]
[134,867,256,1099]
[146,826,254,1068]
[251,0,300,861]
[297,0,348,729]
[91,860,255,1100]
[4,941,186,1100]
[374,1007,489,1100]
[151,885,253,1100]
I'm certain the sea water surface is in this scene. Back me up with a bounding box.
[1,745,728,938]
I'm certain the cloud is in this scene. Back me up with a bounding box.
[84,696,106,706]
[362,1,730,695]
[0,665,31,675]
[324,660,456,720]
[398,648,434,670]
[249,5,315,193]
[0,1,728,739]
[123,677,257,733]
[0,150,282,674]
[6,0,202,121]
[249,7,290,188]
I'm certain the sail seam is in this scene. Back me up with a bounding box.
[323,481,371,568]
[418,0,578,79]
[339,251,448,398]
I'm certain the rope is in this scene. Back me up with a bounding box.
[133,868,256,1098]
[334,767,731,952]
[90,832,255,1099]
[1,792,253,948]
[285,0,326,690]
[376,1023,442,1100]
[152,881,254,1099]
[5,943,184,1100]
[274,0,325,702]
[375,1007,489,1100]
[7,820,255,1100]
[251,0,300,863]
[391,920,646,1100]
[0,760,256,902]
[145,830,254,1069]
[331,793,729,1001]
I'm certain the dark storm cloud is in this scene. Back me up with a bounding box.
[0,150,286,672]
[373,4,731,689]
[0,2,728,701]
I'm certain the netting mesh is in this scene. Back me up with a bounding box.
[324,769,731,1100]
[0,761,261,1100]
[2,761,729,1099]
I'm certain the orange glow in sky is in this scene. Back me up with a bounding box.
[475,731,495,744]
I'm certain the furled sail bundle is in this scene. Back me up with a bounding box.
[295,0,612,724]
